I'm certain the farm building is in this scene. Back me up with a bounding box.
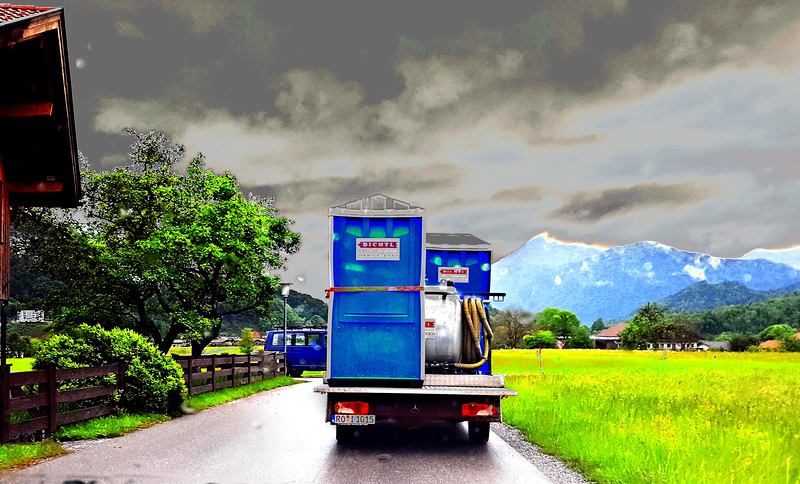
[590,322,628,349]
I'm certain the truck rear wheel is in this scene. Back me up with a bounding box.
[468,421,490,445]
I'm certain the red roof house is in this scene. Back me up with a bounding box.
[590,322,628,349]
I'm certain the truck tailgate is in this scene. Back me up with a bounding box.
[314,373,518,397]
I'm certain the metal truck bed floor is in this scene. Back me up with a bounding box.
[314,373,518,397]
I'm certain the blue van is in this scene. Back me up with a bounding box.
[265,329,327,377]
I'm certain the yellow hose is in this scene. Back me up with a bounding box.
[455,297,492,370]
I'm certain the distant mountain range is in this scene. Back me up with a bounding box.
[491,234,800,324]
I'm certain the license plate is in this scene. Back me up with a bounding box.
[332,414,375,425]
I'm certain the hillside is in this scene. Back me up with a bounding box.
[492,237,800,324]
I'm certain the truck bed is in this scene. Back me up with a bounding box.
[314,373,518,397]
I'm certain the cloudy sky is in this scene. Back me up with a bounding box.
[49,0,800,295]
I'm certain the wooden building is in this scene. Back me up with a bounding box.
[0,5,81,360]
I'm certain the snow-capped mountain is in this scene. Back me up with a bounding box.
[492,237,800,324]
[741,247,800,271]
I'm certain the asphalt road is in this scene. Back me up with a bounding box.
[1,379,553,484]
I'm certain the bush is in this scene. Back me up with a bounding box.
[780,336,800,352]
[35,324,186,414]
[523,331,557,349]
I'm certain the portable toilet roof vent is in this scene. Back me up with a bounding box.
[330,194,424,217]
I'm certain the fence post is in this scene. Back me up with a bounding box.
[211,355,217,392]
[48,364,57,437]
[230,355,236,388]
[186,356,193,397]
[117,361,126,408]
[0,364,9,443]
[247,355,252,385]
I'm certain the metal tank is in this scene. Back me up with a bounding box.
[423,286,463,364]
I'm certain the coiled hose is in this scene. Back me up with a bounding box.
[455,297,493,369]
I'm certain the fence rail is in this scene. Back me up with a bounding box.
[0,351,286,443]
[172,351,285,396]
[0,362,126,443]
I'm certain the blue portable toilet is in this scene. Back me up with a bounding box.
[327,195,426,387]
[426,233,493,374]
[425,233,492,298]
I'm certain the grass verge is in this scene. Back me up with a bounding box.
[184,375,299,412]
[494,349,800,484]
[0,375,299,470]
[0,440,66,470]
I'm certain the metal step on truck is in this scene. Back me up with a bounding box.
[313,195,517,444]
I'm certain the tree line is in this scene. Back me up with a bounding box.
[489,306,593,349]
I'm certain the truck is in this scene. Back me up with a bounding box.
[313,194,517,444]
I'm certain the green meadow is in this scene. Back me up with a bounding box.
[494,349,800,484]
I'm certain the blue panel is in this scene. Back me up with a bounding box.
[329,292,422,380]
[425,249,492,297]
[329,213,424,383]
[332,216,423,287]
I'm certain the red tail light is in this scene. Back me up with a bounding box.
[462,403,496,417]
[335,401,369,415]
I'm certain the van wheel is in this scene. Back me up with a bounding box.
[468,422,490,445]
[289,368,304,377]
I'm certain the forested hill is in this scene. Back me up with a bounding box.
[691,293,800,336]
[657,281,800,313]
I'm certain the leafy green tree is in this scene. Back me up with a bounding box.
[539,307,580,338]
[565,326,594,349]
[14,130,301,356]
[620,315,653,350]
[757,324,798,343]
[238,327,256,354]
[522,330,557,349]
[591,318,606,333]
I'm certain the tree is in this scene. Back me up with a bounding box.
[539,307,580,338]
[591,318,606,333]
[728,333,758,352]
[757,324,798,343]
[636,302,666,325]
[565,326,594,349]
[619,315,653,350]
[492,307,534,348]
[238,327,256,354]
[522,331,557,349]
[14,129,301,356]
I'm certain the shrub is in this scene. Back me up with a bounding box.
[523,331,557,349]
[35,324,186,414]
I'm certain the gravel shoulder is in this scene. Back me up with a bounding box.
[491,422,592,484]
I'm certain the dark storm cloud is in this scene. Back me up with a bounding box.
[552,184,697,222]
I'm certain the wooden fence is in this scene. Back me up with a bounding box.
[0,362,127,443]
[172,351,285,396]
[0,351,286,443]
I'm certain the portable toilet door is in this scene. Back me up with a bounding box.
[326,194,426,387]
